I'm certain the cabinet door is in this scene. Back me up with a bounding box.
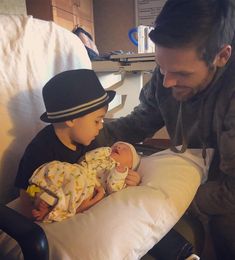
[52,7,76,31]
[74,0,93,21]
[51,0,74,14]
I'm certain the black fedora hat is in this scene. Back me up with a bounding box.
[40,69,116,123]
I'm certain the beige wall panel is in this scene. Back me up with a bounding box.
[0,0,26,14]
[93,0,137,53]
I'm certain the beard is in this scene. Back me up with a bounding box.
[172,86,197,101]
[171,65,217,101]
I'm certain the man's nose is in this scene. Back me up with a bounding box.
[163,72,177,88]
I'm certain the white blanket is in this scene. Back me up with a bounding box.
[1,148,213,260]
[0,14,91,203]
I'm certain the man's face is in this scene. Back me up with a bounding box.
[155,46,217,101]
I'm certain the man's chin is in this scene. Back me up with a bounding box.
[172,90,194,102]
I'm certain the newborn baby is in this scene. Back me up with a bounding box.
[27,141,140,222]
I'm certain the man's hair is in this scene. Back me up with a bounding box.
[149,0,235,64]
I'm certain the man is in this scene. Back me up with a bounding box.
[96,0,235,258]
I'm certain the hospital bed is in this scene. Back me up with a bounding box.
[0,14,206,260]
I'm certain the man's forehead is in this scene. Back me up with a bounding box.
[155,46,201,71]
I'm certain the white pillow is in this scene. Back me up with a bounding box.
[2,148,213,260]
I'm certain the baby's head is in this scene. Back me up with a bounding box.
[40,69,116,146]
[111,141,140,170]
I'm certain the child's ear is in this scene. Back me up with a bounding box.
[65,120,75,127]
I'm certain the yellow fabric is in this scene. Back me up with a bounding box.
[26,184,41,197]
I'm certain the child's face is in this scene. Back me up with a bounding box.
[69,106,107,146]
[110,143,133,169]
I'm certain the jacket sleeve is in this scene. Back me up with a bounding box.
[194,93,235,215]
[96,69,165,146]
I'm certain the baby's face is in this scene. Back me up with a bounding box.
[110,142,133,168]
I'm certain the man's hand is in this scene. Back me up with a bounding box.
[125,169,141,186]
[76,186,105,213]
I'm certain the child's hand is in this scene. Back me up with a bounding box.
[32,200,50,221]
[125,169,141,186]
[93,185,106,202]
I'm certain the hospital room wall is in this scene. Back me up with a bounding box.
[93,0,169,140]
[93,0,138,53]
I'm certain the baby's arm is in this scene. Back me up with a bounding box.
[76,185,105,213]
[111,166,141,187]
[106,167,129,194]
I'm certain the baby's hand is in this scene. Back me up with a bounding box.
[125,169,141,186]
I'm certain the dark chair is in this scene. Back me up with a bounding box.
[0,204,49,260]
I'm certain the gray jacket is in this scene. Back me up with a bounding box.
[97,49,235,216]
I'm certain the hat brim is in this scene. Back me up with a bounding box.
[40,90,116,123]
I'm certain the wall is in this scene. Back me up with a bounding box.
[93,0,137,54]
[0,0,26,14]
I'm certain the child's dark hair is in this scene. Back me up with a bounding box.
[149,0,235,65]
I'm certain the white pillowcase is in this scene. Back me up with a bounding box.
[2,148,213,260]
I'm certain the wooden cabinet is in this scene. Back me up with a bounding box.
[26,0,94,38]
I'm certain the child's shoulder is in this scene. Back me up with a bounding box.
[26,124,55,151]
[32,124,55,142]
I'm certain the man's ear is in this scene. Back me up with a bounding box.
[213,44,232,67]
[65,120,75,127]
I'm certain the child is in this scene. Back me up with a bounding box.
[14,69,141,218]
[26,141,141,222]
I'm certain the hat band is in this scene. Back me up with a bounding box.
[46,93,109,120]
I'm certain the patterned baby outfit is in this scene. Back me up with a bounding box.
[27,147,128,222]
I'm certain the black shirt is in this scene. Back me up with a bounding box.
[15,124,93,189]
